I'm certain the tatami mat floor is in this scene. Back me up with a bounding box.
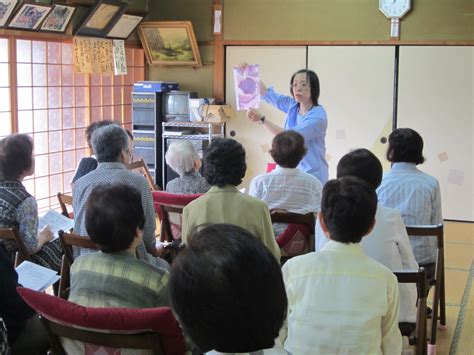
[436,222,473,355]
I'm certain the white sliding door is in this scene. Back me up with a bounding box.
[398,46,473,221]
[308,46,396,179]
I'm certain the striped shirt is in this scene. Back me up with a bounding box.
[249,167,322,235]
[377,163,443,264]
[72,162,161,265]
[69,251,169,308]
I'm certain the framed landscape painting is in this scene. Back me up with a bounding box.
[138,21,202,67]
[8,3,51,30]
[40,4,75,33]
[0,0,18,27]
[74,0,127,37]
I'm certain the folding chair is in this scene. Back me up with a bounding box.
[394,268,429,355]
[57,192,73,218]
[17,287,186,355]
[406,224,445,353]
[270,210,316,264]
[126,159,159,191]
[0,227,31,267]
[58,230,98,299]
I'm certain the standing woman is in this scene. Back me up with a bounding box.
[0,134,62,271]
[246,67,328,184]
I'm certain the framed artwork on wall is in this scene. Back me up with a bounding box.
[8,2,51,30]
[107,13,143,39]
[138,21,202,67]
[40,4,75,33]
[74,0,127,37]
[0,0,18,27]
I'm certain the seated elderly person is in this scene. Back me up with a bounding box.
[69,184,169,308]
[0,244,48,354]
[249,130,322,235]
[0,134,62,271]
[73,124,167,269]
[316,149,418,324]
[165,140,210,194]
[377,128,443,278]
[182,138,280,260]
[72,120,113,184]
[170,224,287,354]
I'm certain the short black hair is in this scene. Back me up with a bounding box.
[0,134,34,180]
[337,149,383,189]
[170,224,287,353]
[290,69,320,106]
[270,130,307,168]
[387,128,425,165]
[203,138,246,187]
[85,120,113,149]
[321,177,377,244]
[85,184,145,253]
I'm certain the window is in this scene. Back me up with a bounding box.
[1,36,144,212]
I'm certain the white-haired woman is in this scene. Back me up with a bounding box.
[165,141,210,194]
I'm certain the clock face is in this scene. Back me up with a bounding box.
[379,0,411,18]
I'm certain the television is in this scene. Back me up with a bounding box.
[163,91,197,122]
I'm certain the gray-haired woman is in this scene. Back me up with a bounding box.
[165,141,210,194]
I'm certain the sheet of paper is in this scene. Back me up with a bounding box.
[74,37,114,74]
[213,10,222,34]
[16,261,60,292]
[38,209,74,239]
[233,64,260,110]
[113,39,127,75]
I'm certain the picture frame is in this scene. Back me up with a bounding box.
[74,0,127,38]
[40,3,75,33]
[106,13,143,39]
[0,0,18,28]
[8,2,51,30]
[138,21,202,67]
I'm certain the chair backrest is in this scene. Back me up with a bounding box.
[394,268,428,355]
[58,230,98,299]
[405,224,444,249]
[152,191,203,242]
[57,192,73,218]
[126,159,158,191]
[0,227,31,267]
[270,209,316,259]
[17,287,186,355]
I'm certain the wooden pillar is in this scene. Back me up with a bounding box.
[212,0,224,101]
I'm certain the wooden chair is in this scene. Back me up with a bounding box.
[394,268,429,355]
[0,228,31,267]
[152,191,203,243]
[57,192,73,218]
[17,287,186,355]
[126,159,158,191]
[58,230,98,299]
[270,209,316,264]
[406,224,446,351]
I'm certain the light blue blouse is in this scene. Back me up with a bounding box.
[263,87,328,184]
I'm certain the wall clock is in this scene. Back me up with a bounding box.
[379,0,411,38]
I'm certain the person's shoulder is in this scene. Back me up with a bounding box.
[134,258,170,277]
[297,170,322,186]
[365,256,398,282]
[165,177,180,192]
[310,104,327,118]
[250,172,270,187]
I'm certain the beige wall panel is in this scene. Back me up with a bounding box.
[225,46,306,188]
[224,0,473,41]
[308,46,395,179]
[398,47,473,221]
